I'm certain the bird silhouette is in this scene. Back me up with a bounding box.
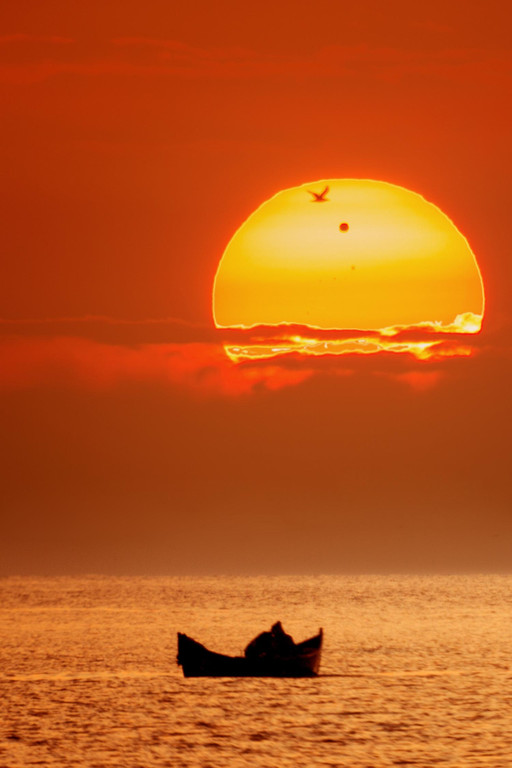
[308,185,329,202]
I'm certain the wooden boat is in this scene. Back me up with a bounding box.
[177,624,323,678]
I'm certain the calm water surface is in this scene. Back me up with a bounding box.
[1,575,511,767]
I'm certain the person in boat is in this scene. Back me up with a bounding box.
[244,622,295,660]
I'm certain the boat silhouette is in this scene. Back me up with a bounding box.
[177,622,323,678]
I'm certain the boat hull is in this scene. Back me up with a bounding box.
[177,630,322,678]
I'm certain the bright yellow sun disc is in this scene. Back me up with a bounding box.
[213,179,484,333]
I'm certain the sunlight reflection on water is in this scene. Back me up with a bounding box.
[1,575,511,767]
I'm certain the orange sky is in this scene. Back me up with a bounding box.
[1,0,511,574]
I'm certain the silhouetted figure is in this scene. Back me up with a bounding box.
[244,621,295,660]
[308,185,329,202]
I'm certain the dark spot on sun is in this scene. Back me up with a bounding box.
[339,222,349,232]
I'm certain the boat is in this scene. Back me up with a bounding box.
[177,622,323,678]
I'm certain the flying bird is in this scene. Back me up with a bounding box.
[308,185,329,202]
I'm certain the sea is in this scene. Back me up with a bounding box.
[1,575,511,768]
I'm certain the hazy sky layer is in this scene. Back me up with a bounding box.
[1,1,511,574]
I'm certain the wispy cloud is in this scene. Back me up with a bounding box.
[378,370,445,391]
[0,315,491,350]
[0,316,217,344]
[0,336,313,396]
[0,35,509,84]
[109,37,512,82]
[0,316,506,396]
[0,34,74,45]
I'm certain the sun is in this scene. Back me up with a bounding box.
[212,179,484,360]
